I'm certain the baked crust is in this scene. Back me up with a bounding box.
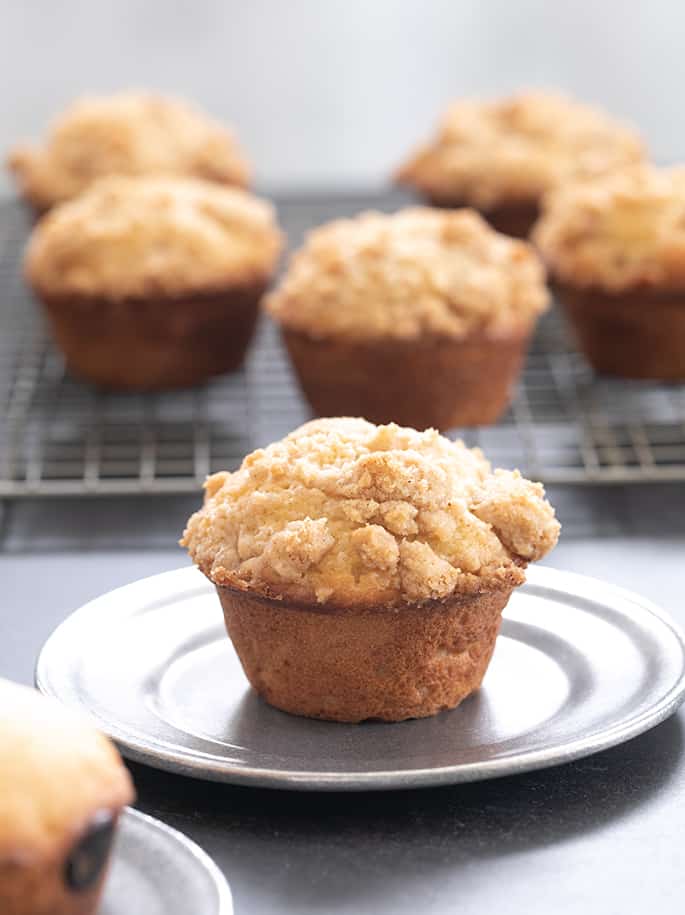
[7,90,250,211]
[396,89,644,210]
[218,582,514,722]
[182,417,560,607]
[534,165,685,292]
[282,324,532,428]
[25,176,282,301]
[265,207,548,341]
[37,281,267,390]
[557,283,685,380]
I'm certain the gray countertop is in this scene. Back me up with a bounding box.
[1,486,684,914]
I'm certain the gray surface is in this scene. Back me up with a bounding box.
[104,808,232,914]
[35,565,685,790]
[2,488,685,912]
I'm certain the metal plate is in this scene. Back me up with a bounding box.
[36,565,685,791]
[103,808,232,914]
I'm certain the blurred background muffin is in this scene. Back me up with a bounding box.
[25,175,282,390]
[7,91,251,214]
[182,417,560,722]
[395,90,645,237]
[0,678,134,915]
[534,164,685,380]
[267,206,549,429]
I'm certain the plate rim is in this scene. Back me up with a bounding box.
[114,806,233,914]
[36,565,685,792]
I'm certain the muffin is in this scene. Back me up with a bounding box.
[0,678,134,915]
[182,417,560,722]
[396,90,645,237]
[25,176,283,390]
[7,91,250,214]
[534,165,685,380]
[266,207,549,429]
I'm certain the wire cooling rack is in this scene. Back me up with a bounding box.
[2,193,685,497]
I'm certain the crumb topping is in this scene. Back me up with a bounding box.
[396,90,644,209]
[0,679,134,858]
[534,165,685,292]
[25,176,283,300]
[266,207,548,340]
[182,418,560,607]
[7,91,250,210]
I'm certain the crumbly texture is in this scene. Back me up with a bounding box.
[182,418,560,607]
[266,207,548,340]
[0,679,134,861]
[534,165,685,292]
[396,90,644,209]
[7,91,250,210]
[25,176,283,300]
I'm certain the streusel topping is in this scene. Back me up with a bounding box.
[266,208,548,340]
[396,90,644,209]
[0,679,134,857]
[7,91,250,210]
[534,165,685,292]
[182,418,559,607]
[25,176,282,300]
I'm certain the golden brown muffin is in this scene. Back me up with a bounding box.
[25,176,283,390]
[182,417,560,722]
[534,164,685,379]
[266,207,549,428]
[396,90,645,237]
[0,679,134,915]
[7,91,250,213]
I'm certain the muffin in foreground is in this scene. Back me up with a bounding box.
[182,418,560,722]
[534,165,685,380]
[396,90,644,237]
[266,207,549,429]
[7,91,251,213]
[0,678,134,915]
[25,176,282,390]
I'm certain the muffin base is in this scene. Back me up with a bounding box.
[0,809,121,915]
[36,282,267,391]
[557,284,685,380]
[424,195,540,238]
[282,326,531,429]
[217,584,514,722]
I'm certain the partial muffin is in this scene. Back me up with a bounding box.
[25,176,282,389]
[534,164,685,380]
[0,678,134,915]
[182,417,560,722]
[266,207,548,428]
[396,90,645,237]
[7,91,250,214]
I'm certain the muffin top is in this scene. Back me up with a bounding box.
[266,207,548,340]
[7,91,251,211]
[182,417,559,607]
[25,176,283,300]
[0,679,134,860]
[534,165,685,292]
[396,90,644,210]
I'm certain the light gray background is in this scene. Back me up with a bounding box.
[1,0,682,191]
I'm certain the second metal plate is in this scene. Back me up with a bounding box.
[36,566,685,790]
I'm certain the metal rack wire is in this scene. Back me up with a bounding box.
[2,194,685,497]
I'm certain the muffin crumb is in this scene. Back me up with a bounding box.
[182,417,560,607]
[266,207,548,341]
[534,164,685,292]
[8,91,250,210]
[396,89,644,209]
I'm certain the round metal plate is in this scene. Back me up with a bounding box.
[36,566,685,791]
[103,808,232,914]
